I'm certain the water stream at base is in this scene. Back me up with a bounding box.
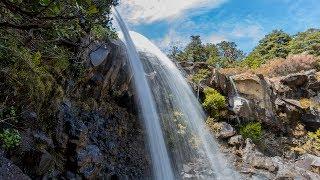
[113,7,240,179]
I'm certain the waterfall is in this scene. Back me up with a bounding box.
[113,8,174,180]
[113,7,239,179]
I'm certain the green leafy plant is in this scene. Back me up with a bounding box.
[9,106,16,117]
[0,129,21,149]
[307,129,320,150]
[202,87,226,118]
[240,122,262,142]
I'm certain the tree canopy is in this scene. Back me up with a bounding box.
[169,35,243,67]
[169,28,320,69]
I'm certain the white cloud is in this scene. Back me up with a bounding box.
[153,29,188,52]
[208,34,228,44]
[118,0,227,24]
[231,24,264,41]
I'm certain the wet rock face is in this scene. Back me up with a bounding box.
[55,102,150,179]
[76,39,133,104]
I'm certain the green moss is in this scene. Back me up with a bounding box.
[0,129,21,149]
[202,87,226,118]
[240,122,262,142]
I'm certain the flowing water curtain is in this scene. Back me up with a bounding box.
[112,8,175,180]
[130,32,241,179]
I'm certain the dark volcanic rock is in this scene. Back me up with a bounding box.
[54,102,150,179]
[0,151,30,180]
[77,145,103,179]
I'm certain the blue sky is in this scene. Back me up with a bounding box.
[118,0,320,54]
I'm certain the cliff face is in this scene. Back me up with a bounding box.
[0,39,151,179]
[179,62,320,179]
[180,62,320,132]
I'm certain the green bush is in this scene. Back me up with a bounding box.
[240,122,262,142]
[0,129,21,149]
[202,87,226,118]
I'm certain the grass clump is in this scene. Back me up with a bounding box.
[240,122,262,142]
[202,87,226,118]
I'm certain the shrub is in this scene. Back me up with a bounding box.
[240,122,262,142]
[0,129,21,149]
[256,54,319,77]
[202,88,226,118]
[308,129,320,150]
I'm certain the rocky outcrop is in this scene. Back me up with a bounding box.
[242,139,320,179]
[52,100,150,179]
[211,69,320,131]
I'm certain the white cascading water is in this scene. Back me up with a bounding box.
[113,7,239,179]
[113,8,175,180]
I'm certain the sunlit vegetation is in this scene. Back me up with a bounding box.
[240,122,262,142]
[291,129,320,156]
[169,28,320,73]
[202,87,226,118]
[0,0,118,147]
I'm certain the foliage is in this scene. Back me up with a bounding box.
[307,129,320,151]
[240,52,264,69]
[0,129,21,149]
[192,69,210,84]
[174,35,209,62]
[289,29,320,56]
[202,87,226,118]
[216,41,244,64]
[255,54,319,77]
[168,35,243,67]
[0,0,118,32]
[240,122,262,142]
[205,43,220,65]
[0,0,118,130]
[248,30,292,62]
[91,25,118,41]
[293,129,320,156]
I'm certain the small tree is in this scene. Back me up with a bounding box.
[216,41,245,66]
